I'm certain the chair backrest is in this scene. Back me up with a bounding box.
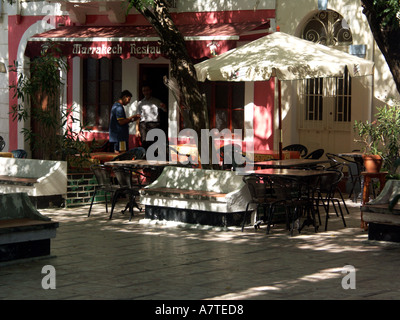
[132,147,146,159]
[268,175,301,200]
[0,136,5,152]
[282,144,308,158]
[325,153,343,166]
[305,149,324,159]
[112,167,135,188]
[243,175,268,202]
[91,164,113,187]
[11,149,27,158]
[319,169,343,193]
[325,153,352,172]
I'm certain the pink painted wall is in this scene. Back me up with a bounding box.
[253,80,275,150]
[8,16,41,150]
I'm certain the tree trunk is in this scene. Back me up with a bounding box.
[31,90,61,160]
[131,0,211,167]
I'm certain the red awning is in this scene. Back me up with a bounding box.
[25,21,270,60]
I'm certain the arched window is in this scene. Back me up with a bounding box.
[300,10,353,128]
[301,10,352,46]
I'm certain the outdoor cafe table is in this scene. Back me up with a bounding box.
[104,159,181,185]
[254,158,330,169]
[104,159,180,175]
[241,168,335,180]
[89,152,118,163]
[104,159,177,168]
[239,168,335,232]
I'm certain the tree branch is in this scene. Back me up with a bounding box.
[361,0,400,94]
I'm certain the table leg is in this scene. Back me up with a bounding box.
[360,172,387,231]
[361,176,371,230]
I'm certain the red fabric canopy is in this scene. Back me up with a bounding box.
[25,22,270,60]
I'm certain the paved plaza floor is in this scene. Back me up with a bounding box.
[1,196,400,304]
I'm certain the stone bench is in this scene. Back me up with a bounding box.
[140,166,252,227]
[361,179,400,242]
[0,158,67,208]
[0,193,58,262]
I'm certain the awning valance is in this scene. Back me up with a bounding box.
[25,21,270,60]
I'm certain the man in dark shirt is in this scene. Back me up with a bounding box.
[109,90,140,153]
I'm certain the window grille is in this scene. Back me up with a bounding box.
[301,10,352,46]
[305,78,323,121]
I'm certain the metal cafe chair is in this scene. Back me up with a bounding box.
[110,166,141,221]
[88,164,119,217]
[326,153,362,202]
[242,175,271,231]
[305,148,324,159]
[111,147,148,186]
[282,144,308,158]
[11,149,28,158]
[266,175,320,235]
[243,173,316,235]
[314,169,348,231]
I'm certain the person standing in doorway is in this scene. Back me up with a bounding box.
[109,90,140,153]
[135,83,167,150]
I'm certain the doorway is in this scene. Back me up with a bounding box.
[139,64,169,139]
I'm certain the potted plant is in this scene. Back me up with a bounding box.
[9,42,68,160]
[353,103,400,175]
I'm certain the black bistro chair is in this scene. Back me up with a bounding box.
[242,175,271,231]
[11,149,27,158]
[326,153,362,202]
[88,164,120,217]
[266,175,320,235]
[314,169,348,231]
[305,149,324,159]
[282,144,308,158]
[110,166,141,221]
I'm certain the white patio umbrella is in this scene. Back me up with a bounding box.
[194,31,375,158]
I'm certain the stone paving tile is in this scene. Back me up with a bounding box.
[2,198,400,302]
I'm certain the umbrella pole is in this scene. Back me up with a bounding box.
[278,79,283,160]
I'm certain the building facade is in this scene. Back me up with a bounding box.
[276,0,399,154]
[0,0,398,157]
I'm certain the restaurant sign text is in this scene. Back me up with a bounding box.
[71,42,163,58]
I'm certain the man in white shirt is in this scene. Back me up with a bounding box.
[136,84,167,150]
